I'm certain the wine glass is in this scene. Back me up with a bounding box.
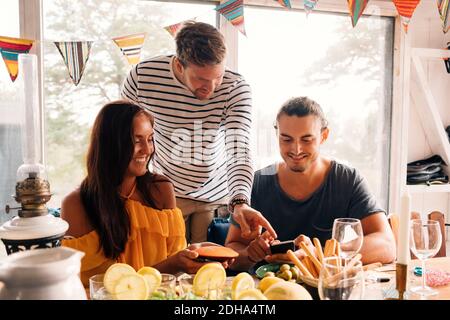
[332,218,363,260]
[409,219,442,297]
[318,256,365,300]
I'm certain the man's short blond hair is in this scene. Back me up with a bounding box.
[175,21,226,67]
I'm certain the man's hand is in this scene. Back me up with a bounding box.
[233,203,277,239]
[264,234,316,264]
[246,230,274,264]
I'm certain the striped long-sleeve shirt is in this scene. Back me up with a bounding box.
[121,55,253,203]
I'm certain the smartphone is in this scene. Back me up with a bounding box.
[270,240,295,255]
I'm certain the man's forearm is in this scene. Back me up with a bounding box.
[360,232,396,264]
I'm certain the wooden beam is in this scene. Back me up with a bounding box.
[410,54,450,172]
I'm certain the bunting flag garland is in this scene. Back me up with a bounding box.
[304,0,319,16]
[437,0,449,33]
[215,0,246,36]
[347,0,369,27]
[112,33,146,65]
[0,36,34,82]
[276,0,291,9]
[54,41,93,86]
[164,19,194,38]
[392,0,421,33]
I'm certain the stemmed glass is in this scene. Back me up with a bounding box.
[332,218,364,261]
[409,219,442,297]
[318,256,365,300]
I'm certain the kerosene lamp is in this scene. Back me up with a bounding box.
[0,54,68,254]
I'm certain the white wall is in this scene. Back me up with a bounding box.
[407,0,450,222]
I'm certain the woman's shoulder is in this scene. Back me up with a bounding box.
[148,173,176,209]
[151,173,172,184]
[61,188,94,237]
[61,189,84,215]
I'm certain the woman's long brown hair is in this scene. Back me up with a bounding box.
[80,100,158,259]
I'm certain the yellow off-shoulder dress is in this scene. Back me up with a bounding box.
[62,199,187,287]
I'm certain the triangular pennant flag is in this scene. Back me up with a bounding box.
[164,19,197,38]
[437,0,449,33]
[347,0,369,27]
[0,36,34,82]
[304,0,319,16]
[112,33,146,65]
[164,21,186,38]
[215,0,246,36]
[54,41,92,86]
[275,0,291,9]
[393,0,421,33]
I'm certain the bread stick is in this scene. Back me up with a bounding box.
[326,254,362,285]
[327,239,337,257]
[335,241,340,256]
[303,256,318,278]
[299,241,323,276]
[313,238,324,263]
[286,249,313,278]
[323,240,331,257]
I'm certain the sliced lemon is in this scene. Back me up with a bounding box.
[236,288,267,300]
[192,263,226,298]
[258,276,284,293]
[231,272,255,300]
[137,266,162,297]
[112,274,149,300]
[103,263,136,294]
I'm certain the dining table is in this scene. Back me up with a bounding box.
[362,257,450,300]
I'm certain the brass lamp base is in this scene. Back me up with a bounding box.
[385,263,408,300]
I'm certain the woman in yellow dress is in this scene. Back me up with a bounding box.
[61,100,230,286]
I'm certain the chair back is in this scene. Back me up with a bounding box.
[428,211,447,258]
[388,211,447,258]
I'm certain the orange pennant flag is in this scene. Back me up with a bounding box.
[393,0,421,33]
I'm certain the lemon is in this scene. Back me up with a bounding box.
[235,288,267,300]
[112,274,149,300]
[264,281,313,300]
[103,263,136,294]
[137,266,162,297]
[192,263,226,298]
[258,276,284,293]
[231,272,255,300]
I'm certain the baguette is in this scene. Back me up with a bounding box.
[286,249,313,278]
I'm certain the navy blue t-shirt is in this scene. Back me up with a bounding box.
[232,161,385,245]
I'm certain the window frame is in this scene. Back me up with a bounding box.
[19,0,403,214]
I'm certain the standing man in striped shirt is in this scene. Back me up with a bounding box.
[121,22,275,243]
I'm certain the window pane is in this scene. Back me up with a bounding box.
[0,0,21,224]
[239,7,393,208]
[43,0,216,208]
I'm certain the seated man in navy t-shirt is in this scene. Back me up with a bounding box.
[225,96,396,272]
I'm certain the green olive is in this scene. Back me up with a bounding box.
[279,264,290,272]
[278,270,292,281]
[290,266,300,280]
[263,271,275,278]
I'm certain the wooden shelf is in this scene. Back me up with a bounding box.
[408,184,450,194]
